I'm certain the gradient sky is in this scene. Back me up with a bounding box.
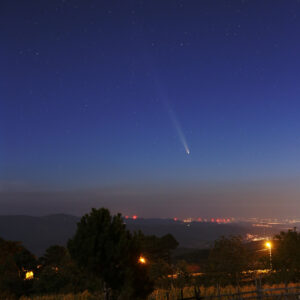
[1,0,300,218]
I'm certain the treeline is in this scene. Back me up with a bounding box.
[1,208,300,300]
[175,230,300,288]
[0,208,178,300]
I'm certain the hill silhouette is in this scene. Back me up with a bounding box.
[0,214,277,256]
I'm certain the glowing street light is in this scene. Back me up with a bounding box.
[25,271,34,280]
[265,242,271,249]
[265,241,272,270]
[138,256,146,264]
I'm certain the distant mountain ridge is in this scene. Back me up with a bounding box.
[0,214,80,256]
[0,214,272,257]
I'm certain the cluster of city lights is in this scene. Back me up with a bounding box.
[124,216,233,223]
[174,217,232,223]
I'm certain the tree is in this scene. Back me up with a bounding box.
[39,245,68,267]
[34,245,71,294]
[134,231,178,288]
[68,208,153,299]
[34,245,102,294]
[272,229,300,283]
[207,235,249,286]
[174,260,192,289]
[135,231,178,262]
[0,237,36,298]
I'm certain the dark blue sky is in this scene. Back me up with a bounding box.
[1,0,300,218]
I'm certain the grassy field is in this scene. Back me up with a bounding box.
[17,283,299,300]
[149,283,299,299]
[20,291,102,300]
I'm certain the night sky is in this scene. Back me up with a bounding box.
[2,0,300,218]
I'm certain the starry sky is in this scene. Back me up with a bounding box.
[1,0,300,218]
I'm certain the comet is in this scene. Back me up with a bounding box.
[149,65,190,155]
[167,106,190,155]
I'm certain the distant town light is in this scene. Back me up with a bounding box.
[132,215,138,220]
[183,218,192,223]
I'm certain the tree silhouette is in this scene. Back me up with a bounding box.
[0,237,36,297]
[68,208,153,299]
[272,229,300,283]
[207,235,249,286]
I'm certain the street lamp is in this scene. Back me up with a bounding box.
[25,271,34,280]
[138,256,147,264]
[265,241,272,270]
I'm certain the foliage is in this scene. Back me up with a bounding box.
[136,232,178,263]
[0,237,37,298]
[272,229,300,283]
[68,208,153,299]
[34,245,71,294]
[39,245,68,267]
[134,231,178,289]
[173,260,192,289]
[3,212,300,300]
[206,235,250,286]
[34,245,102,294]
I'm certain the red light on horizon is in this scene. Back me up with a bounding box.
[132,215,138,220]
[125,216,129,219]
[197,218,202,222]
[173,217,178,221]
[211,218,215,222]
